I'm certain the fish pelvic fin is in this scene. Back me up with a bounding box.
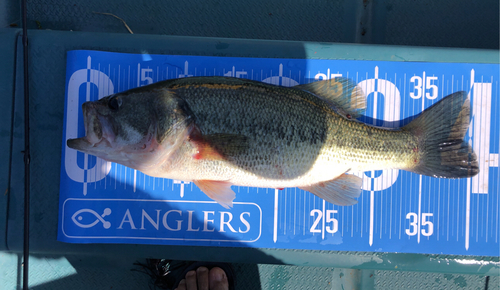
[299,174,362,206]
[295,78,366,119]
[194,180,235,209]
[404,91,479,178]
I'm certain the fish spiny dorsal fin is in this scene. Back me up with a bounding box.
[295,78,366,119]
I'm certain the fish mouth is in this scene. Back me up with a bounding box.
[83,102,103,145]
[67,102,114,152]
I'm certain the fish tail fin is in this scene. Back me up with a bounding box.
[404,91,479,178]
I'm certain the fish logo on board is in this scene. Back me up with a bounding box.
[71,208,112,229]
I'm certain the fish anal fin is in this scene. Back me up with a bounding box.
[194,180,235,209]
[299,174,362,206]
[295,78,366,119]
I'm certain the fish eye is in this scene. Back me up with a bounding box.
[108,96,122,111]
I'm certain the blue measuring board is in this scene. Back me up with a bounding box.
[59,50,499,256]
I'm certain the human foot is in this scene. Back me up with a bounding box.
[174,266,229,290]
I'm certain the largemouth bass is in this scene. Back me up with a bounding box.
[67,77,478,208]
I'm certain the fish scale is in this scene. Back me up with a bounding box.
[166,80,417,187]
[170,84,338,182]
[330,122,417,169]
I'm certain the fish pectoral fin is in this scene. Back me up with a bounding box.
[299,174,362,206]
[192,142,226,160]
[194,180,235,209]
[295,78,366,119]
[193,133,249,161]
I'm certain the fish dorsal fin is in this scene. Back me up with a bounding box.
[295,78,366,119]
[299,174,362,206]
